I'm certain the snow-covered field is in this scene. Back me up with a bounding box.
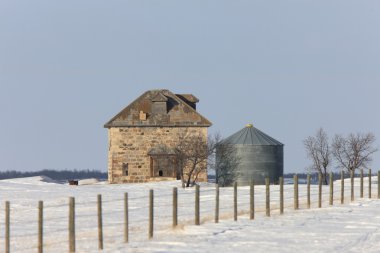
[0,176,379,253]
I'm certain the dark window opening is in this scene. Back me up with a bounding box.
[123,163,129,176]
[159,170,163,177]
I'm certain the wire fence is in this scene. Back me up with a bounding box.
[0,170,379,253]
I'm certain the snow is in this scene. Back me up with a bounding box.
[1,176,59,185]
[78,178,100,185]
[0,176,379,252]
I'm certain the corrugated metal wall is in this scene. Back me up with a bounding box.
[235,145,283,185]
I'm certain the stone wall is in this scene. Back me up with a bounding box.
[107,126,208,183]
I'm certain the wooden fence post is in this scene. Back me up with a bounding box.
[173,187,178,227]
[234,182,237,221]
[329,172,333,205]
[250,181,254,220]
[280,177,284,214]
[69,197,75,253]
[368,169,372,199]
[149,189,154,239]
[265,178,270,217]
[38,201,43,253]
[307,174,311,209]
[124,193,129,243]
[97,194,103,250]
[341,171,344,204]
[215,184,219,223]
[351,170,354,201]
[318,173,322,208]
[5,201,10,253]
[294,174,299,210]
[195,185,200,225]
[377,170,380,199]
[360,169,364,198]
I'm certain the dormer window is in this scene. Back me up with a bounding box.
[175,94,199,110]
[151,92,168,114]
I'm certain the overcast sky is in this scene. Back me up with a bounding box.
[1,0,379,173]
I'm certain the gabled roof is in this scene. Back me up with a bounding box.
[223,124,283,146]
[151,92,168,102]
[104,89,212,128]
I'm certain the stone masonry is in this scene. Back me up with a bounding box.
[104,89,212,184]
[108,127,207,183]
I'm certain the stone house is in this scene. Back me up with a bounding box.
[104,89,212,183]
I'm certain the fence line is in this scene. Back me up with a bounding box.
[1,173,379,252]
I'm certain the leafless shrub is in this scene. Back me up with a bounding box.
[214,140,240,187]
[304,128,331,185]
[332,132,377,173]
[175,133,211,188]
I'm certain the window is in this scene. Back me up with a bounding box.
[123,163,129,176]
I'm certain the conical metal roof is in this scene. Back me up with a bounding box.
[223,124,283,146]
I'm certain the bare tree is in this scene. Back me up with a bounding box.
[214,142,240,187]
[303,128,331,185]
[206,133,241,187]
[175,133,212,188]
[332,132,377,173]
[175,132,238,188]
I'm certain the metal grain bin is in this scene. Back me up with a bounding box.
[220,124,284,185]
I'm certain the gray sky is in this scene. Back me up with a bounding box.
[1,0,379,173]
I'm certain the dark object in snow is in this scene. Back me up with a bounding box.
[68,180,78,186]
